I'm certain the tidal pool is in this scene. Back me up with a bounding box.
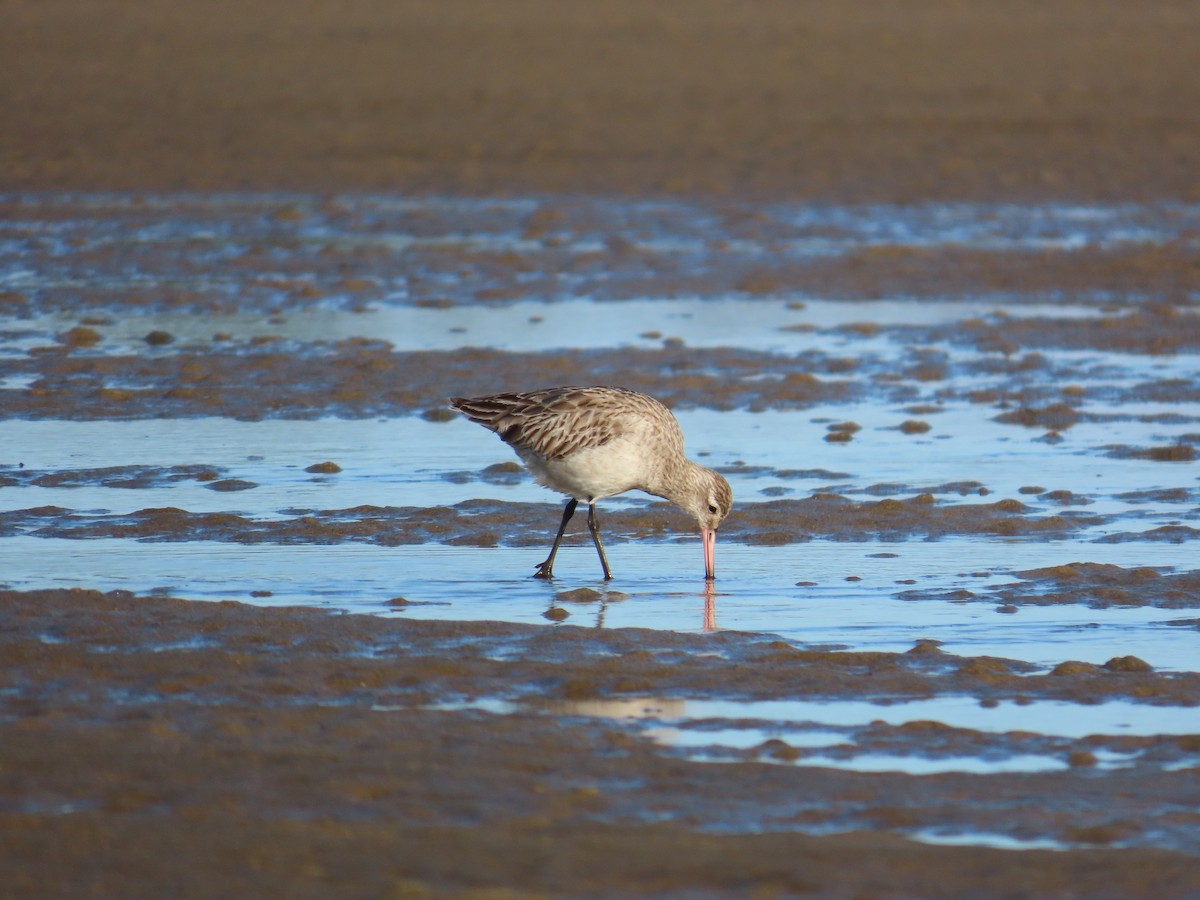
[1,193,1198,816]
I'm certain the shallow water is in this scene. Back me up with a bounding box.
[4,532,1198,665]
[2,296,1113,356]
[426,693,1200,779]
[2,408,1197,670]
[2,194,1198,796]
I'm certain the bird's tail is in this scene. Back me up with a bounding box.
[448,394,520,430]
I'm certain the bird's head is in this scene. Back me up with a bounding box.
[676,467,732,580]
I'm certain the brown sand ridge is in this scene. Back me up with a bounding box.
[4,0,1200,201]
[5,589,1200,899]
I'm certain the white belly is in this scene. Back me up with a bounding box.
[520,436,652,501]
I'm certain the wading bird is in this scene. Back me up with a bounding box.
[450,386,732,580]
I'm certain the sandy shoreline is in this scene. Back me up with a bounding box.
[4,2,1200,896]
[4,1,1200,201]
[5,588,1200,898]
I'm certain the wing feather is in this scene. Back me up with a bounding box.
[450,386,650,460]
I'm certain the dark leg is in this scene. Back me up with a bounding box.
[587,501,614,581]
[534,498,578,579]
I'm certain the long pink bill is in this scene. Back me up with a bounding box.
[702,527,717,580]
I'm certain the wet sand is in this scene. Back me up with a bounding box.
[5,588,1200,898]
[4,1,1200,201]
[4,2,1200,897]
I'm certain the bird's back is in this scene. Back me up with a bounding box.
[450,386,682,463]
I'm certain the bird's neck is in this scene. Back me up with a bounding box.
[651,457,708,509]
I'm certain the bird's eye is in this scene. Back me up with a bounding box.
[707,504,719,514]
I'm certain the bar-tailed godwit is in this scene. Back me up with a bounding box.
[450,386,732,580]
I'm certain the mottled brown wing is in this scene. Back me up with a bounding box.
[450,386,635,461]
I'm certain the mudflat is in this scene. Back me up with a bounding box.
[5,587,1200,899]
[4,0,1199,201]
[4,3,1200,898]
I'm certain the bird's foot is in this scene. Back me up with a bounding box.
[533,560,554,579]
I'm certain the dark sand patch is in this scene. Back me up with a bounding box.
[900,562,1200,610]
[927,306,1200,356]
[4,1,1199,202]
[0,494,1107,547]
[8,326,1200,422]
[7,205,1200,320]
[0,464,222,489]
[1,345,862,420]
[3,588,1200,898]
